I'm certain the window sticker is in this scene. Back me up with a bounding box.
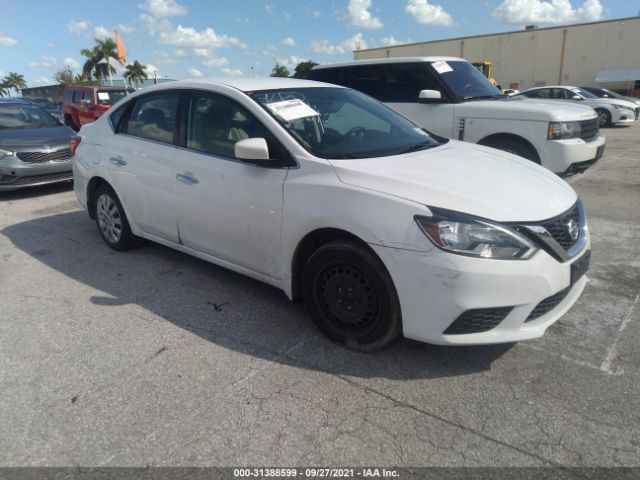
[432,60,453,74]
[97,92,110,100]
[265,99,319,122]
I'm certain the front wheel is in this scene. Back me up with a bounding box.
[302,240,401,352]
[481,138,540,163]
[596,109,612,128]
[94,185,140,251]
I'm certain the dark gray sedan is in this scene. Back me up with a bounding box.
[0,100,75,191]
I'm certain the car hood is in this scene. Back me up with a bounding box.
[328,140,577,223]
[0,126,74,149]
[460,97,597,122]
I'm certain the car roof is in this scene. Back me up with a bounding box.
[312,56,466,70]
[129,77,341,93]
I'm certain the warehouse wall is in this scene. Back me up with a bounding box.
[354,17,640,92]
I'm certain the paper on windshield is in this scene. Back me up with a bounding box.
[432,60,453,74]
[97,92,110,100]
[265,99,319,122]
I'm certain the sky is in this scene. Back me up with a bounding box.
[0,0,637,87]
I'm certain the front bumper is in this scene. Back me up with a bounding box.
[0,155,73,191]
[371,241,590,346]
[542,134,606,173]
[611,109,637,125]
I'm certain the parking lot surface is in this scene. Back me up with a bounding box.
[1,124,639,467]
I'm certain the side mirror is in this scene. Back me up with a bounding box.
[418,89,442,103]
[235,138,271,164]
[571,95,582,101]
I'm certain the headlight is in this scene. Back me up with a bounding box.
[613,104,633,112]
[0,148,14,160]
[415,209,537,260]
[547,121,581,140]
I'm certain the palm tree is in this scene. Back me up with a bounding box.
[0,80,9,97]
[124,61,148,88]
[1,72,27,97]
[80,38,117,82]
[270,63,290,78]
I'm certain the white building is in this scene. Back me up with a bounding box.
[354,17,640,94]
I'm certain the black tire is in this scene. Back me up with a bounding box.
[93,184,140,251]
[482,138,540,163]
[302,240,401,352]
[64,114,79,132]
[596,109,612,128]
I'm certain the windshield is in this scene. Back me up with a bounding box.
[570,88,598,99]
[433,60,502,100]
[0,104,60,129]
[27,98,56,109]
[248,87,444,159]
[97,90,128,105]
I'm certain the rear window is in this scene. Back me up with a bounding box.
[97,90,128,105]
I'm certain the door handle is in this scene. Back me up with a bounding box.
[176,172,199,184]
[110,156,127,167]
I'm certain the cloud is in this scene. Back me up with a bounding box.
[94,26,111,40]
[139,0,187,17]
[493,0,603,24]
[0,36,18,46]
[66,19,91,34]
[175,49,188,56]
[144,63,160,76]
[157,24,246,49]
[28,62,39,68]
[220,67,243,77]
[276,55,310,71]
[64,57,81,70]
[48,42,57,49]
[153,50,180,65]
[282,37,296,47]
[41,55,57,68]
[377,36,411,47]
[117,23,135,33]
[188,67,204,78]
[405,0,453,26]
[35,76,51,85]
[311,33,367,55]
[202,57,229,67]
[265,4,274,15]
[347,0,383,29]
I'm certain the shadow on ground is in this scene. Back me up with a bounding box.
[0,182,73,202]
[1,210,514,380]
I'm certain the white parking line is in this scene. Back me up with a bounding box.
[600,291,640,375]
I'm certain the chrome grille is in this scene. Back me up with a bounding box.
[17,148,72,164]
[540,203,580,249]
[579,118,599,142]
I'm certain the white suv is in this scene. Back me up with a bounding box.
[309,57,606,175]
[73,78,590,351]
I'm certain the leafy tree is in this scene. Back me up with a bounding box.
[293,60,319,79]
[270,63,290,78]
[0,80,9,97]
[53,66,75,85]
[1,72,27,97]
[80,38,117,81]
[124,60,148,88]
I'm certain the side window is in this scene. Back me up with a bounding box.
[72,91,81,102]
[186,93,289,161]
[550,88,567,99]
[310,68,345,86]
[384,63,440,102]
[64,90,73,103]
[109,102,129,131]
[345,65,384,98]
[125,93,180,144]
[82,90,92,101]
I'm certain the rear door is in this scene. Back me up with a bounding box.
[106,91,181,243]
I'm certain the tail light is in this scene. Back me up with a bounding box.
[70,136,81,156]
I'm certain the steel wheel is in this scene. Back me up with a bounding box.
[302,240,401,351]
[97,193,123,244]
[316,261,380,337]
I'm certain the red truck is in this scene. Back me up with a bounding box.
[62,86,132,131]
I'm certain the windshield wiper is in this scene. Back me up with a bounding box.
[396,142,435,155]
[462,94,503,101]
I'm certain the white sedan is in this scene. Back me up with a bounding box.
[72,78,591,351]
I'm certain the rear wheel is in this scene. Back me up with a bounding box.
[482,138,540,163]
[302,240,401,352]
[93,184,140,250]
[596,109,612,128]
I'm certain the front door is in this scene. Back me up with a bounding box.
[172,91,288,278]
